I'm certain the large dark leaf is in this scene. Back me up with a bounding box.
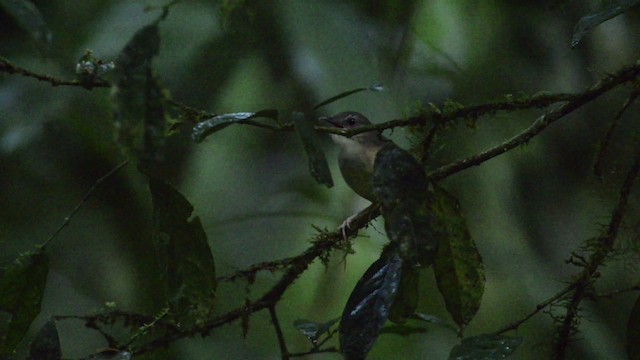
[0,249,49,357]
[293,112,333,188]
[431,184,485,328]
[388,265,419,324]
[448,334,522,360]
[571,0,640,48]
[112,21,165,168]
[191,109,279,142]
[149,178,216,318]
[0,0,52,45]
[28,319,61,360]
[339,252,403,360]
[373,143,438,267]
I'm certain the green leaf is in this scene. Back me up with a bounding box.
[373,143,438,267]
[111,22,165,168]
[292,111,333,188]
[448,334,522,360]
[28,319,61,360]
[571,0,640,48]
[0,0,52,45]
[627,294,640,359]
[339,251,403,360]
[293,317,339,344]
[431,184,485,328]
[388,265,419,324]
[191,109,279,142]
[0,249,49,357]
[149,178,217,319]
[313,83,383,110]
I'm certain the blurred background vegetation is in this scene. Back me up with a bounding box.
[2,0,640,359]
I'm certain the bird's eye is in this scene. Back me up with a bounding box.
[346,116,356,126]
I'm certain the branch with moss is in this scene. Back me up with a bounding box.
[552,145,640,359]
[152,61,640,358]
[0,57,111,89]
[131,204,379,356]
[428,62,640,181]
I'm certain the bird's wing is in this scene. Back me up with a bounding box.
[372,143,438,267]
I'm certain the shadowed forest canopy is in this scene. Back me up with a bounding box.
[2,1,640,359]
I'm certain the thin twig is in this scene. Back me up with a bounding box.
[553,144,640,359]
[123,307,170,348]
[593,87,640,179]
[0,57,111,89]
[41,159,130,249]
[269,305,290,360]
[494,284,576,334]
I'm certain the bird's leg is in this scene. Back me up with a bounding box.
[337,203,381,239]
[338,212,359,239]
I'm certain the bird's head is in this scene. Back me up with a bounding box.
[323,112,384,147]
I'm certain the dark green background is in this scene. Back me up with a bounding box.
[1,1,639,359]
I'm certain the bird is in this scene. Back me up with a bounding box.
[324,112,387,203]
[324,111,437,267]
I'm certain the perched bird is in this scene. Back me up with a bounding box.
[325,111,437,267]
[325,112,388,203]
[326,112,438,359]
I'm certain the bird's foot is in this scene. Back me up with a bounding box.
[338,213,359,240]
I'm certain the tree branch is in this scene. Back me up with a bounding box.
[269,305,290,360]
[428,62,640,181]
[494,284,576,335]
[0,57,111,89]
[41,159,130,249]
[592,86,640,179]
[132,204,380,356]
[553,144,640,359]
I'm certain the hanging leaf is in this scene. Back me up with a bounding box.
[431,184,485,328]
[373,143,438,267]
[0,249,49,357]
[292,111,333,188]
[313,83,383,110]
[571,0,640,48]
[293,317,339,344]
[191,109,279,142]
[111,21,165,168]
[149,178,217,320]
[339,251,403,360]
[627,294,640,359]
[28,319,61,360]
[448,334,522,360]
[388,265,419,324]
[0,0,52,45]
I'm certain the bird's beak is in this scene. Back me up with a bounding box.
[320,116,342,128]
